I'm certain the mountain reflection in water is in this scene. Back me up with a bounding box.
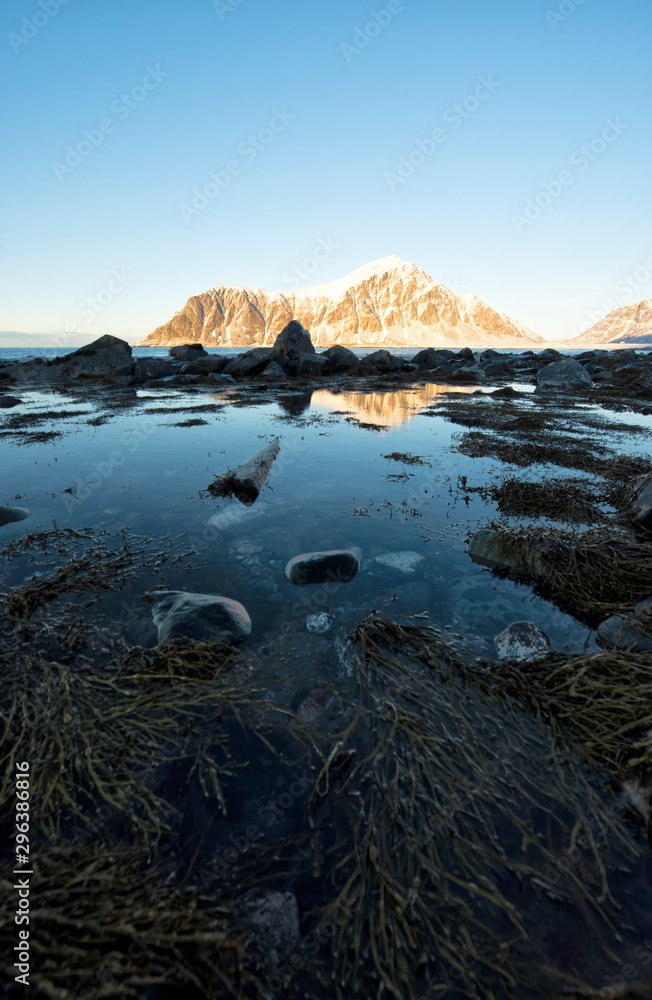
[311,384,479,427]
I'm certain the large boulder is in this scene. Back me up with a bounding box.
[195,356,230,374]
[597,614,652,652]
[323,345,359,372]
[150,591,252,645]
[169,344,208,360]
[285,550,359,586]
[231,439,281,506]
[0,395,23,408]
[412,348,457,367]
[360,350,404,373]
[272,321,315,360]
[535,358,592,394]
[224,348,275,377]
[297,353,329,377]
[133,358,173,380]
[13,335,133,383]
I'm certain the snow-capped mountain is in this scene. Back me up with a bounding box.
[138,256,543,349]
[572,299,652,346]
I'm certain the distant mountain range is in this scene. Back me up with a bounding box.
[571,299,652,346]
[137,256,545,350]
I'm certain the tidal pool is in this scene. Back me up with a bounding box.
[1,382,652,999]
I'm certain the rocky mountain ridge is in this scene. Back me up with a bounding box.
[572,299,652,346]
[138,256,544,349]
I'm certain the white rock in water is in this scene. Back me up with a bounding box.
[208,502,268,530]
[374,551,425,574]
[494,621,552,661]
[306,612,333,634]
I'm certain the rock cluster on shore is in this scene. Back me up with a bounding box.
[2,323,651,396]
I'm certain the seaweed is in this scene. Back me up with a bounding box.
[0,841,258,999]
[308,614,642,1000]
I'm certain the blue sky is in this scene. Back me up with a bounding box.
[1,0,651,344]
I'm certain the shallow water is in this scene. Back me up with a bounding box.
[3,382,652,998]
[0,383,609,661]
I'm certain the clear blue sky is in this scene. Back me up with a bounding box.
[1,0,651,344]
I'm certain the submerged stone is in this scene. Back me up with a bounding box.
[150,591,252,645]
[285,550,359,586]
[494,621,552,661]
[468,529,546,577]
[374,551,425,574]
[0,505,28,527]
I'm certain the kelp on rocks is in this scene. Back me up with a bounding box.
[309,615,644,1000]
[479,521,652,622]
[0,841,259,999]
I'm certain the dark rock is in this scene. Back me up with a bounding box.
[0,506,29,527]
[0,396,23,408]
[133,358,173,380]
[224,348,275,377]
[412,348,457,367]
[195,356,229,374]
[285,550,359,586]
[243,892,300,953]
[535,358,593,393]
[359,350,404,372]
[624,474,652,528]
[468,529,546,576]
[272,320,315,360]
[597,603,652,652]
[159,374,201,386]
[494,621,552,661]
[13,335,133,383]
[458,347,475,361]
[261,360,286,379]
[169,344,208,360]
[150,591,252,644]
[232,439,281,506]
[297,353,329,376]
[323,345,359,372]
[207,372,236,385]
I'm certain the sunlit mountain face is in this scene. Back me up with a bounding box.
[139,256,544,351]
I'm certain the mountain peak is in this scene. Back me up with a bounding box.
[139,258,543,349]
[287,255,427,297]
